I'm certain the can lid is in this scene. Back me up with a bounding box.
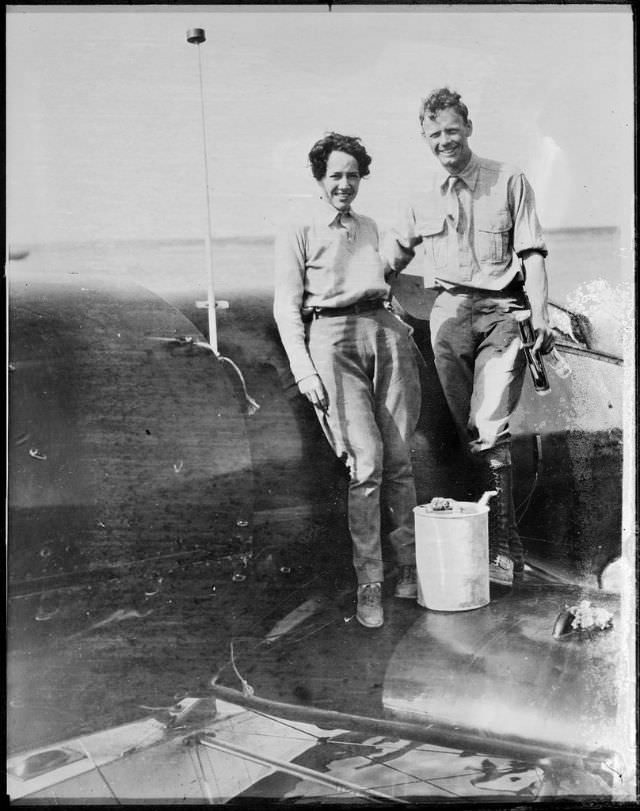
[414,501,489,517]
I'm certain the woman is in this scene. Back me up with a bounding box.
[273,132,421,628]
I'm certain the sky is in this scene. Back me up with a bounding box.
[6,4,635,244]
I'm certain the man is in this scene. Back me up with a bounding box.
[384,88,554,587]
[274,132,422,628]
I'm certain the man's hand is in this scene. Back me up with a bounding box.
[298,374,328,412]
[531,315,555,355]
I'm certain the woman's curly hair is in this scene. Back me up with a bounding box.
[419,88,470,131]
[308,133,372,180]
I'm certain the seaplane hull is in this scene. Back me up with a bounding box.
[7,248,629,800]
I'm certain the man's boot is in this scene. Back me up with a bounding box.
[477,447,523,586]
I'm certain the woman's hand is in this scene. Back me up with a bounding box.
[298,374,328,412]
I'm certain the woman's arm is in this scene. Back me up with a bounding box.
[273,223,328,410]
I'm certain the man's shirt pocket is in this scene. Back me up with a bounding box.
[416,216,448,270]
[476,210,512,264]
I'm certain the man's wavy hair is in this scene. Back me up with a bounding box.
[419,88,470,132]
[308,133,372,180]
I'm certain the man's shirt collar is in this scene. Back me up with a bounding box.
[439,152,479,192]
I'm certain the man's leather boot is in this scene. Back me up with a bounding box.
[477,447,523,585]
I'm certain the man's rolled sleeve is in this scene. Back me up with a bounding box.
[273,223,318,383]
[511,173,548,258]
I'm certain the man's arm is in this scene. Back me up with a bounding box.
[520,249,555,354]
[510,172,554,354]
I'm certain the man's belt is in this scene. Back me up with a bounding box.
[308,299,387,319]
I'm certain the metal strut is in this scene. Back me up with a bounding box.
[192,733,408,804]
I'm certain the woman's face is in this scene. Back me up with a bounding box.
[317,151,361,211]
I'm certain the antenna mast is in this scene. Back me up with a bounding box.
[186,27,218,354]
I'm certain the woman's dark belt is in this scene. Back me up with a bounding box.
[304,299,387,320]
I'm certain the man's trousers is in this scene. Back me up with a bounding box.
[430,285,527,565]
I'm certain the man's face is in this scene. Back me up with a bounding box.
[423,107,473,174]
[318,150,361,211]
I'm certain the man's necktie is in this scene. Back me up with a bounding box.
[445,175,472,279]
[445,176,462,232]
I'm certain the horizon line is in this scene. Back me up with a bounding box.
[7,224,621,252]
